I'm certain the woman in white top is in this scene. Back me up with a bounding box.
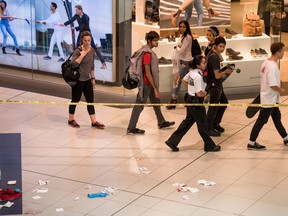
[165,55,221,152]
[166,20,193,109]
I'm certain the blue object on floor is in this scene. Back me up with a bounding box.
[87,192,108,198]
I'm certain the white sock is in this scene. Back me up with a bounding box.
[249,140,255,145]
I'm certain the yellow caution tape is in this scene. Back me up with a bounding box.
[0,100,288,107]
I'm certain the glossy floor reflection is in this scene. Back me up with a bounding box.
[0,86,288,216]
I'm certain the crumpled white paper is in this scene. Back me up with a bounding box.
[33,188,48,194]
[102,187,117,196]
[38,180,49,186]
[197,179,216,186]
[173,182,199,193]
[138,167,150,174]
[0,201,14,209]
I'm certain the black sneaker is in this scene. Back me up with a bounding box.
[208,129,221,137]
[204,145,221,152]
[127,128,145,135]
[166,99,177,110]
[215,125,225,133]
[58,58,65,62]
[158,121,175,129]
[247,142,266,150]
[165,141,179,152]
[284,139,288,145]
[43,56,52,60]
[68,120,80,128]
[91,121,105,129]
[259,48,268,56]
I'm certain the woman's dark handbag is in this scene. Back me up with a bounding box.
[61,48,80,87]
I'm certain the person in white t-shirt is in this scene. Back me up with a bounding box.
[36,2,65,62]
[248,42,288,150]
[165,55,221,152]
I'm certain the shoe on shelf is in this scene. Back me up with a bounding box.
[166,99,177,110]
[247,142,266,150]
[205,145,221,152]
[165,141,179,152]
[226,48,240,56]
[259,48,268,56]
[43,56,52,60]
[127,128,145,135]
[58,58,65,62]
[228,55,243,60]
[254,49,262,57]
[158,121,175,129]
[215,125,225,133]
[158,57,172,64]
[208,129,221,137]
[91,121,105,129]
[225,28,238,35]
[284,139,288,145]
[68,120,80,128]
[250,49,257,57]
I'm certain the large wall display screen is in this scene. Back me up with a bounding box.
[0,0,114,82]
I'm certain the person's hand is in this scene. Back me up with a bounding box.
[59,24,65,27]
[91,79,96,89]
[154,89,160,98]
[71,27,75,30]
[282,12,286,19]
[225,68,233,75]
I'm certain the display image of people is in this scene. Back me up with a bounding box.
[159,0,230,28]
[0,1,113,82]
[36,2,65,62]
[61,4,107,69]
[0,0,21,55]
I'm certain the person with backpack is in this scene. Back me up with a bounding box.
[166,20,193,110]
[67,31,105,129]
[206,37,233,137]
[165,55,221,152]
[127,31,175,135]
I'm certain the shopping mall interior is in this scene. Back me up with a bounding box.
[1,0,288,215]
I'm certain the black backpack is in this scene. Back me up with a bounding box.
[61,48,80,87]
[191,39,201,57]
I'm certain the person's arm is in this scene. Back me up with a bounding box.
[144,64,160,98]
[182,79,188,88]
[63,15,77,26]
[210,55,233,79]
[271,86,285,94]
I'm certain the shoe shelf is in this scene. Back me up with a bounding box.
[141,34,271,93]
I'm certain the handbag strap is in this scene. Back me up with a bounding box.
[67,47,81,61]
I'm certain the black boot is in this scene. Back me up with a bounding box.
[166,99,177,110]
[2,47,6,54]
[16,48,22,56]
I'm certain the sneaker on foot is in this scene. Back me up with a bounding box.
[158,121,175,129]
[208,129,221,137]
[284,139,288,145]
[43,56,52,60]
[215,125,225,133]
[247,142,266,150]
[68,120,80,128]
[127,128,145,135]
[204,145,221,152]
[58,58,65,62]
[165,140,179,152]
[91,121,105,129]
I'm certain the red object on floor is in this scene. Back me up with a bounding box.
[0,189,22,201]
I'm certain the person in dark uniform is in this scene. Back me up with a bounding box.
[62,4,107,69]
[165,55,221,152]
[206,37,233,137]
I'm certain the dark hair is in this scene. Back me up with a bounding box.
[270,42,285,55]
[214,36,226,46]
[75,4,83,11]
[179,20,192,41]
[145,31,159,42]
[208,26,219,37]
[190,55,206,69]
[51,2,57,9]
[80,31,91,45]
[0,0,7,8]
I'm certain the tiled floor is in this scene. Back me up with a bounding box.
[1,86,288,216]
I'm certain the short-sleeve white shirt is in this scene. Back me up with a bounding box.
[260,59,280,105]
[183,69,206,96]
